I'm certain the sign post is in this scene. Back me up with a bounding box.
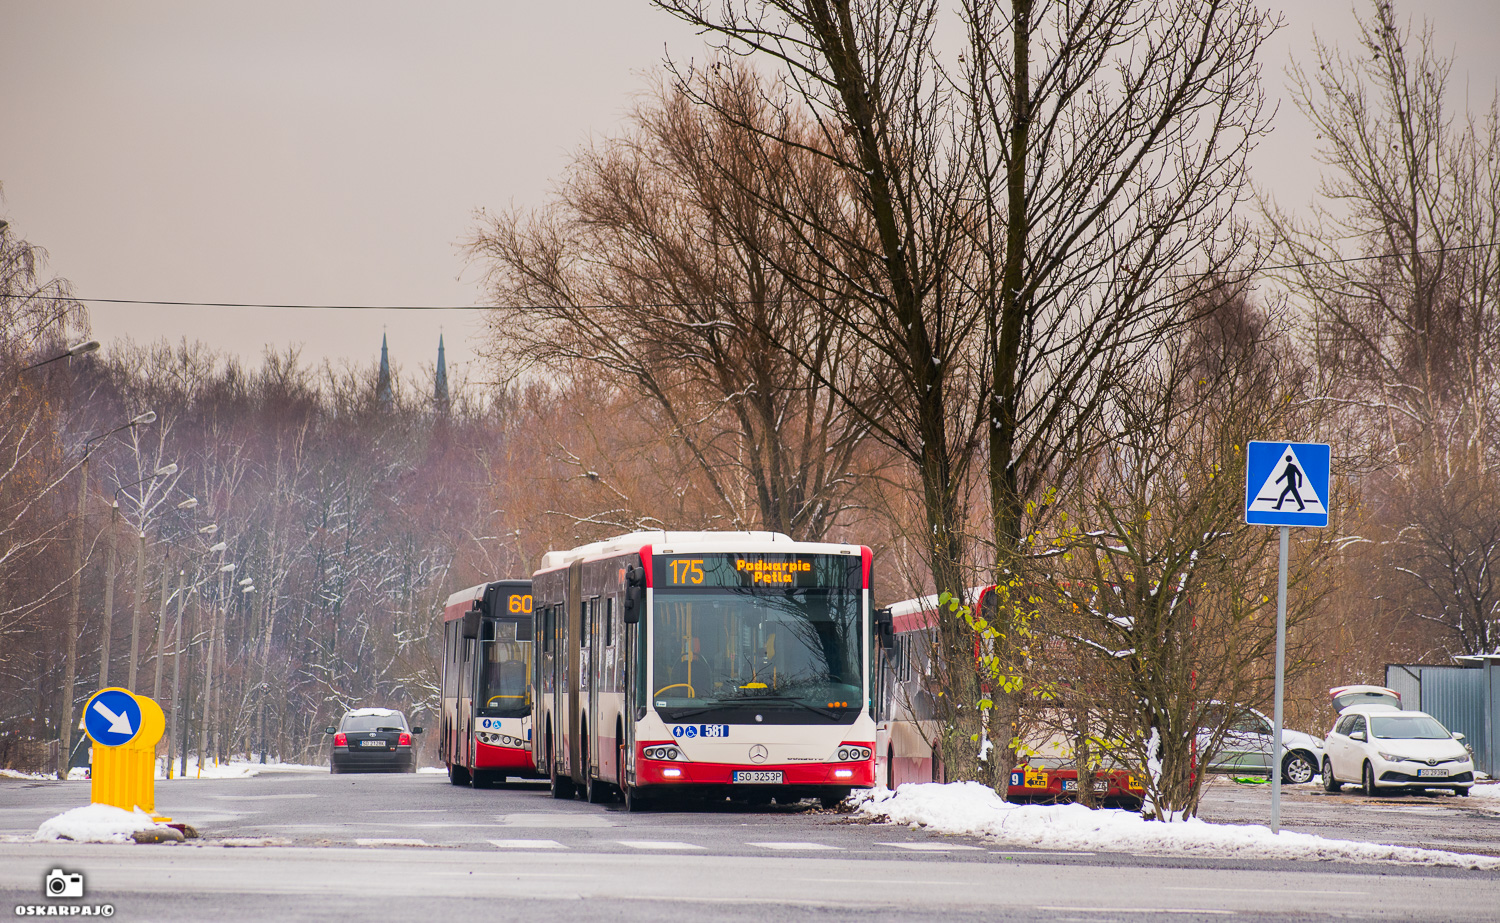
[1245,441,1330,835]
[82,687,167,818]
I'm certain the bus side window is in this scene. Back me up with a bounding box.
[604,597,614,648]
[580,599,591,648]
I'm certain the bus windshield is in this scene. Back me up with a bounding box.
[478,619,531,718]
[651,587,862,724]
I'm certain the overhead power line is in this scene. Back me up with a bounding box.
[19,241,1493,312]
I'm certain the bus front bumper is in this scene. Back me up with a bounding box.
[635,758,875,788]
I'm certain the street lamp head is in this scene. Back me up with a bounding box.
[153,463,179,477]
[67,340,101,357]
[239,577,253,586]
[209,541,227,552]
[199,524,218,534]
[130,410,156,426]
[177,497,199,510]
[220,563,236,573]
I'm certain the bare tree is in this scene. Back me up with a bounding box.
[1269,0,1500,657]
[1029,288,1333,818]
[471,72,887,542]
[653,0,1277,790]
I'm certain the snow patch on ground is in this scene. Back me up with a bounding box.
[155,756,326,780]
[416,766,446,774]
[856,782,1500,870]
[1467,781,1500,812]
[35,804,175,844]
[0,768,56,781]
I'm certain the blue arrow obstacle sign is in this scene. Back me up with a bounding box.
[83,688,143,748]
[1245,441,1330,529]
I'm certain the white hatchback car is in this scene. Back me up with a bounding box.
[1321,704,1474,797]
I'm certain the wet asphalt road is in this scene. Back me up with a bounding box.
[1,770,1496,921]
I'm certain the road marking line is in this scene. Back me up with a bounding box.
[990,850,1096,856]
[878,842,984,851]
[1036,908,1234,915]
[1164,887,1368,895]
[353,838,430,847]
[617,840,703,850]
[488,839,566,849]
[748,842,845,851]
[792,878,968,885]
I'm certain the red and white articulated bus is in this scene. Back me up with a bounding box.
[531,530,879,810]
[440,579,541,787]
[874,585,1145,805]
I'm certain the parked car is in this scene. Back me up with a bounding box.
[327,707,422,774]
[1198,703,1324,784]
[1328,684,1401,710]
[1321,703,1474,797]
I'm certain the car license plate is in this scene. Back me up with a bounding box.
[1062,779,1109,792]
[1417,768,1448,777]
[732,771,782,784]
[359,740,386,748]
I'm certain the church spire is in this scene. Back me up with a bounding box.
[434,334,450,414]
[377,333,394,413]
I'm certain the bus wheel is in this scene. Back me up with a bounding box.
[447,762,470,786]
[548,732,575,800]
[623,785,651,813]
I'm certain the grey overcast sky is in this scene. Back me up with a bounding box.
[2,1,1497,383]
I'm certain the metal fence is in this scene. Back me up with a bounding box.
[1386,659,1498,777]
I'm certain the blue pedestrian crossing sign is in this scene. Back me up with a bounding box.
[83,688,143,747]
[1245,441,1330,528]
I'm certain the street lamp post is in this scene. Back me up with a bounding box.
[17,340,100,373]
[171,527,219,779]
[199,557,234,771]
[58,409,155,779]
[95,464,177,691]
[126,463,178,691]
[153,498,197,703]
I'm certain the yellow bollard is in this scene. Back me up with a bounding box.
[83,688,167,819]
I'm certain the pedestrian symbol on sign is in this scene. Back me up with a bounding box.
[1246,442,1328,527]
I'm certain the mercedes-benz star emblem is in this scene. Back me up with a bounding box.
[749,744,769,764]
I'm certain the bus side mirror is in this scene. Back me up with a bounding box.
[623,564,645,624]
[874,607,895,651]
[462,607,481,640]
[412,727,424,735]
[325,726,336,735]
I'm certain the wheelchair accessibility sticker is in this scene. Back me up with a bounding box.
[671,724,729,739]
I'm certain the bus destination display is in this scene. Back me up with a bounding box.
[654,553,858,589]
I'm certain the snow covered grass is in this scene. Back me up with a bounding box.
[35,804,176,844]
[0,768,56,781]
[856,782,1500,870]
[155,756,327,780]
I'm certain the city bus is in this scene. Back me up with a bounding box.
[531,530,879,810]
[874,585,1145,804]
[439,579,539,787]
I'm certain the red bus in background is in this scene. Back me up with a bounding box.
[874,585,1145,806]
[440,579,541,787]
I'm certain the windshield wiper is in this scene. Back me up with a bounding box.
[717,695,842,720]
[660,696,843,722]
[658,703,730,722]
